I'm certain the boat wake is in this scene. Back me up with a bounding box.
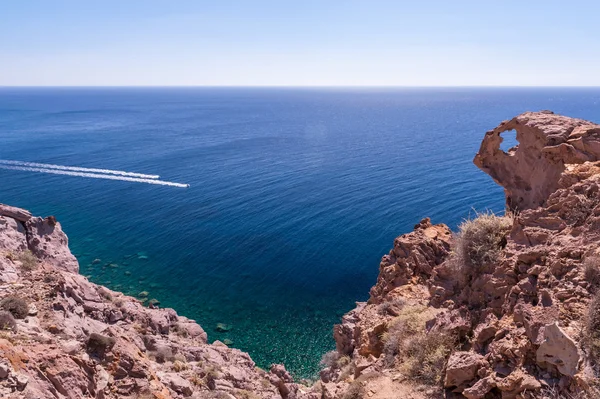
[0,161,189,188]
[0,159,160,179]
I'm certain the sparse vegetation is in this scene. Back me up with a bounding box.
[541,385,598,399]
[172,323,189,337]
[382,305,454,385]
[86,332,116,356]
[172,359,188,372]
[0,296,29,319]
[149,346,174,363]
[235,389,261,399]
[453,211,513,276]
[113,298,124,307]
[204,392,231,399]
[320,350,340,369]
[584,256,600,293]
[585,291,600,377]
[0,310,17,331]
[97,287,113,301]
[377,298,406,316]
[18,250,39,271]
[342,381,365,399]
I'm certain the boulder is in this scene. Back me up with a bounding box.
[536,322,581,376]
[444,351,487,388]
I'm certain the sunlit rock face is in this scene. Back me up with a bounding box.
[474,110,600,211]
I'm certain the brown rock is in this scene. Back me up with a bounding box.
[474,111,600,211]
[444,351,487,388]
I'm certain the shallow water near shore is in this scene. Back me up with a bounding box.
[1,87,600,377]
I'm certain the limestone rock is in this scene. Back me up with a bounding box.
[26,216,79,273]
[536,322,581,376]
[0,204,32,222]
[474,111,600,211]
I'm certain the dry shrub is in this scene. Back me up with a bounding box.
[87,332,116,356]
[343,381,365,399]
[235,390,261,399]
[377,298,406,316]
[172,359,188,372]
[205,392,232,399]
[0,296,29,319]
[584,256,600,293]
[97,287,113,301]
[0,311,17,331]
[453,211,513,276]
[149,346,174,363]
[319,350,340,369]
[541,385,598,399]
[585,292,600,377]
[382,305,454,385]
[18,250,38,271]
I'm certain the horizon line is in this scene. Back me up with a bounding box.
[2,85,600,89]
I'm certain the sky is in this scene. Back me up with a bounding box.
[2,0,600,86]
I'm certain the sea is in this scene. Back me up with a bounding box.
[1,87,599,377]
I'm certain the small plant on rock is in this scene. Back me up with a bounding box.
[584,256,600,293]
[319,350,340,369]
[343,381,365,399]
[0,311,17,331]
[18,250,39,271]
[585,291,600,378]
[382,304,455,385]
[86,332,116,356]
[0,296,29,319]
[453,210,513,276]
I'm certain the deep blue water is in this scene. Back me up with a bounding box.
[1,87,599,377]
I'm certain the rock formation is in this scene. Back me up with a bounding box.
[473,110,600,211]
[3,111,600,398]
[0,203,313,398]
[321,111,600,398]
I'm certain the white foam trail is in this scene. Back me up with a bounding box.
[0,165,189,188]
[0,159,160,179]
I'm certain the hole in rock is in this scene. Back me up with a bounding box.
[499,129,518,153]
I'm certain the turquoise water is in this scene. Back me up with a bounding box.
[1,88,599,377]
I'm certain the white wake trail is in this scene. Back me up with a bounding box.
[0,159,160,179]
[0,165,189,188]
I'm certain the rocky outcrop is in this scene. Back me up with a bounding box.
[0,205,313,398]
[473,110,600,211]
[324,112,600,399]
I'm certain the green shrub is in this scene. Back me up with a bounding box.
[0,311,16,331]
[0,296,29,319]
[18,250,38,271]
[454,211,512,274]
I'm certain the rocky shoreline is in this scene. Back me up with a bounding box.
[2,111,600,398]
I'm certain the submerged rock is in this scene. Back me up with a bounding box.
[215,323,232,332]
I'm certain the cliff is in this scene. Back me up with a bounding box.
[321,111,600,398]
[0,205,309,398]
[2,111,600,399]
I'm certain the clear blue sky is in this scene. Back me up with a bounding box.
[2,1,599,86]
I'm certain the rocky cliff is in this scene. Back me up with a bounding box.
[321,111,600,398]
[2,111,600,399]
[0,205,311,398]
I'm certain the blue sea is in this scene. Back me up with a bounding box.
[1,87,599,377]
